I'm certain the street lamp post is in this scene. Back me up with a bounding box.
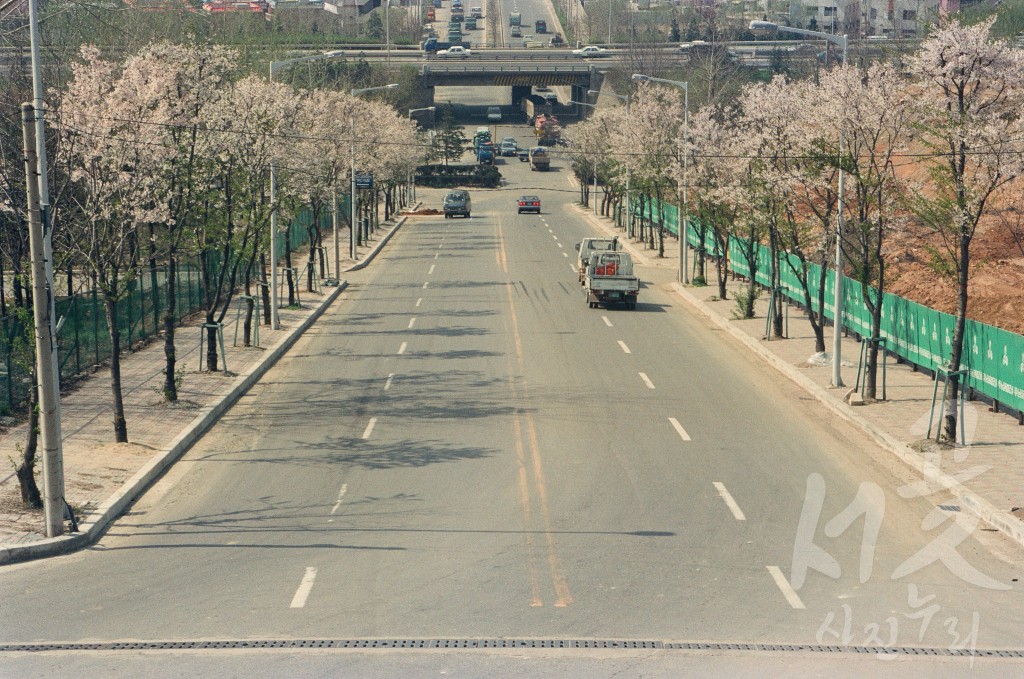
[351,84,401,262]
[408,106,436,206]
[750,21,848,387]
[268,50,345,328]
[588,89,631,237]
[632,74,688,285]
[569,100,601,214]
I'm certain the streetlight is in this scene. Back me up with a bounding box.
[268,50,347,328]
[408,106,436,203]
[351,84,400,262]
[632,74,688,286]
[569,99,601,214]
[750,21,848,387]
[588,89,631,238]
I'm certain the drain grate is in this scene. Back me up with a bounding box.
[1,639,1022,657]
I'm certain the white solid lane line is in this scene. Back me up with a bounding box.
[602,316,612,327]
[712,482,746,521]
[384,373,395,391]
[361,417,378,440]
[416,298,422,307]
[639,372,656,389]
[617,341,631,354]
[289,567,318,609]
[330,483,349,515]
[428,264,435,275]
[408,317,416,329]
[397,342,407,355]
[668,417,691,441]
[767,566,806,609]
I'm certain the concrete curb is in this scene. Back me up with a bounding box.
[670,281,1024,550]
[0,215,412,564]
[344,213,409,273]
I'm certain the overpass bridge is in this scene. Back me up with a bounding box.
[418,63,605,112]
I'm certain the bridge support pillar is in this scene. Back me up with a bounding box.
[511,85,531,109]
[571,83,591,116]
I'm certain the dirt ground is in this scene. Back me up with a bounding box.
[887,213,1024,336]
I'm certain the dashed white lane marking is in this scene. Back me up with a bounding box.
[569,263,576,273]
[384,373,395,391]
[557,243,563,249]
[617,341,631,354]
[428,264,435,275]
[713,482,746,521]
[552,235,558,241]
[361,417,378,440]
[408,317,416,329]
[639,372,656,389]
[668,417,691,441]
[602,316,613,327]
[434,252,439,259]
[562,252,568,258]
[416,298,422,307]
[422,282,429,289]
[330,483,349,515]
[289,567,318,608]
[767,566,806,609]
[397,342,407,355]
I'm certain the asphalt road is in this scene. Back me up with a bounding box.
[2,127,1023,676]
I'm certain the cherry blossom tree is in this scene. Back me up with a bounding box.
[608,83,684,256]
[733,75,810,337]
[680,106,743,301]
[908,17,1024,440]
[129,43,237,400]
[58,46,177,442]
[198,75,300,372]
[817,62,913,399]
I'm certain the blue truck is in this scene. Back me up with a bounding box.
[476,142,494,165]
[422,37,471,53]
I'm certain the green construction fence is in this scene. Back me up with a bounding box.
[631,196,1024,415]
[0,206,336,416]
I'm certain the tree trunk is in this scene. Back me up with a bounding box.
[260,253,271,326]
[162,253,178,402]
[103,296,129,443]
[17,366,42,508]
[205,312,219,372]
[285,225,295,307]
[943,233,970,442]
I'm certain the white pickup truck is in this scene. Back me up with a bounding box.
[585,251,639,309]
[575,237,619,285]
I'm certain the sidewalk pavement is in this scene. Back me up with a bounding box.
[573,204,1024,550]
[0,215,409,564]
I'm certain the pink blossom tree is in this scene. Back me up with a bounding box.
[58,46,177,442]
[908,17,1024,440]
[817,62,913,399]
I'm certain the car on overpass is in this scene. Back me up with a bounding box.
[437,46,472,58]
[487,106,502,122]
[572,45,609,58]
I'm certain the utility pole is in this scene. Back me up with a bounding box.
[21,103,65,538]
